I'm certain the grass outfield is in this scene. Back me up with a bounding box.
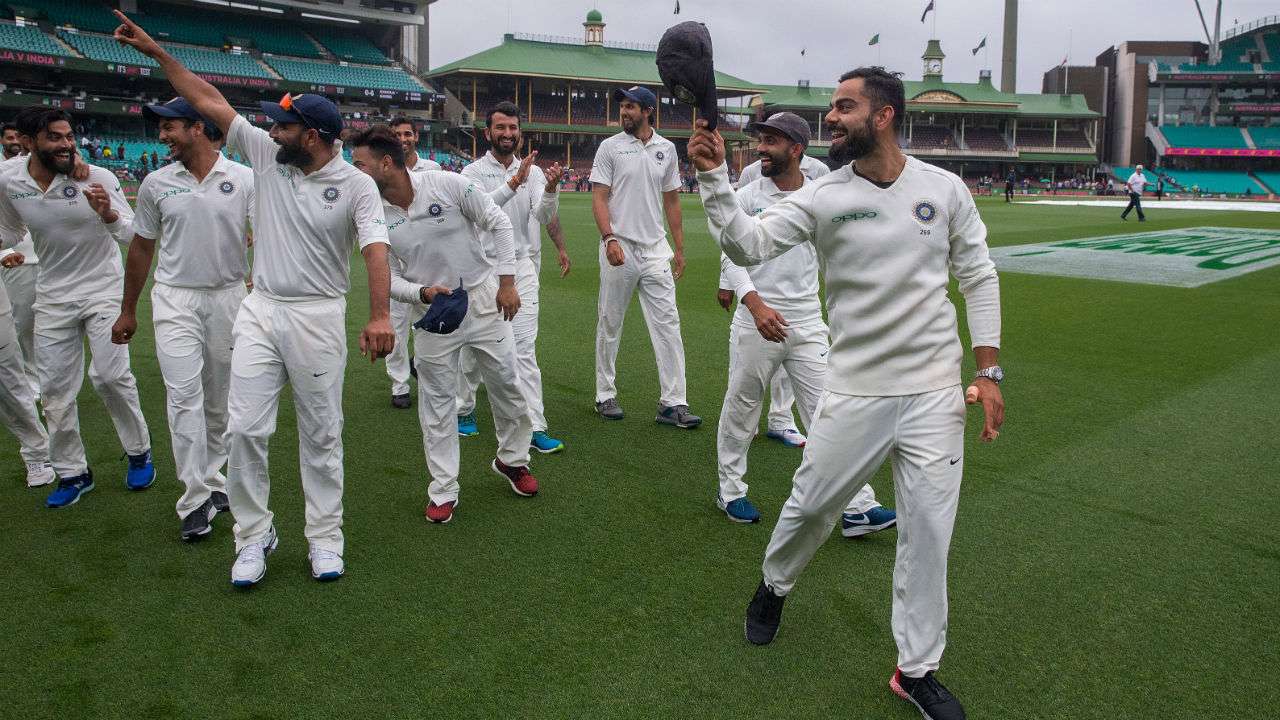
[1,193,1277,719]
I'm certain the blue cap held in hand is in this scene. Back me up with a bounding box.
[414,280,468,334]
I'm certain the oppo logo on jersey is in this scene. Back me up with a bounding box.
[831,210,878,223]
[8,191,38,200]
[157,187,192,201]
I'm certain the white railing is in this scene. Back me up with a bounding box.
[511,32,657,52]
[1223,15,1279,40]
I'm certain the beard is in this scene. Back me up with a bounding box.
[759,148,791,177]
[275,139,313,168]
[36,146,75,175]
[3,143,21,159]
[621,114,641,134]
[828,115,877,166]
[491,136,518,156]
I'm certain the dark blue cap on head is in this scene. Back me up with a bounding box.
[144,97,207,124]
[413,281,469,335]
[259,93,343,140]
[612,86,658,109]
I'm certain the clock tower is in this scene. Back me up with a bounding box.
[922,39,945,79]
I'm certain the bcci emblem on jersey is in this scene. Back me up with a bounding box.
[428,203,443,217]
[219,180,235,195]
[322,186,341,203]
[655,151,665,162]
[62,184,78,199]
[913,200,938,225]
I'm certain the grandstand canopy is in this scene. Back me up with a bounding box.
[757,75,1099,119]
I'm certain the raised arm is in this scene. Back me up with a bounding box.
[112,10,236,135]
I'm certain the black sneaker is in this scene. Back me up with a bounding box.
[181,498,217,542]
[890,669,966,720]
[391,393,412,409]
[744,579,785,645]
[210,491,230,514]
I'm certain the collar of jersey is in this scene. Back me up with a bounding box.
[174,152,232,179]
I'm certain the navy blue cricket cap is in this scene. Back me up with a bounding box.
[656,21,719,130]
[413,281,469,335]
[259,93,343,140]
[612,86,658,110]
[143,97,207,124]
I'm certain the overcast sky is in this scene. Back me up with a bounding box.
[428,0,1277,93]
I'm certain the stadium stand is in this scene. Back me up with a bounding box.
[164,44,271,79]
[1253,171,1280,193]
[1054,129,1093,149]
[9,0,117,33]
[1248,127,1280,149]
[908,125,955,149]
[1160,125,1248,149]
[263,56,425,92]
[963,127,1008,152]
[0,20,73,55]
[138,2,321,58]
[1157,168,1264,194]
[136,10,227,48]
[59,29,158,66]
[1265,33,1280,61]
[311,30,389,65]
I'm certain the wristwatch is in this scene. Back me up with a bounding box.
[975,366,1004,384]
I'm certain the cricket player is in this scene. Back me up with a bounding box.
[0,259,54,488]
[111,97,254,542]
[0,107,154,508]
[725,142,833,449]
[384,116,442,410]
[1122,164,1147,222]
[1,122,39,394]
[689,67,1006,720]
[114,10,395,586]
[714,112,894,538]
[455,102,566,454]
[347,126,537,525]
[590,86,699,428]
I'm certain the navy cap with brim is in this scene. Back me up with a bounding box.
[144,97,203,123]
[259,101,305,126]
[612,86,657,109]
[414,283,469,335]
[747,120,808,147]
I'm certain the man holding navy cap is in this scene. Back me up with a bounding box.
[348,125,536,526]
[114,11,395,587]
[590,86,699,428]
[111,97,255,542]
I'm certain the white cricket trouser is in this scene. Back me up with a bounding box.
[762,386,966,677]
[152,282,244,520]
[416,284,531,505]
[717,320,878,513]
[595,239,687,406]
[0,309,49,465]
[226,292,348,555]
[3,264,38,394]
[766,366,799,431]
[385,295,412,397]
[36,297,150,478]
[458,256,547,431]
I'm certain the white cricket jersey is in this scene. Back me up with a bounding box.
[385,169,515,305]
[698,156,1001,397]
[227,115,387,300]
[131,153,254,289]
[0,155,37,263]
[1126,172,1147,194]
[0,160,133,302]
[407,155,443,174]
[589,130,681,247]
[736,154,830,189]
[462,151,559,260]
[718,177,823,327]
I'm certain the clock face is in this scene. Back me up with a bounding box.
[927,60,942,73]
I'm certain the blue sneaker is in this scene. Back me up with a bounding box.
[46,471,95,509]
[842,506,897,537]
[717,494,760,524]
[457,413,479,437]
[530,431,565,454]
[126,450,155,490]
[765,428,807,448]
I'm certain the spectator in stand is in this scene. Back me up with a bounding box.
[103,146,113,159]
[117,143,126,160]
[92,138,102,158]
[1005,169,1015,202]
[151,150,159,168]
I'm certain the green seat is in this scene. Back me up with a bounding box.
[0,21,73,55]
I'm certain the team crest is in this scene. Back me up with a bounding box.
[219,181,235,194]
[322,186,341,202]
[428,203,443,217]
[655,151,665,161]
[912,200,938,225]
[62,184,78,199]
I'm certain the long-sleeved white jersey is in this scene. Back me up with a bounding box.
[718,176,823,328]
[0,159,133,302]
[698,156,1000,397]
[462,151,558,261]
[385,169,515,308]
[0,155,37,264]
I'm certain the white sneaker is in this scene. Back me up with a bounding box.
[765,428,807,448]
[308,545,344,581]
[230,526,278,587]
[26,461,56,487]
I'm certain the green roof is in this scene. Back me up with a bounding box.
[758,77,1099,119]
[586,9,602,22]
[430,34,763,95]
[471,120,749,141]
[1017,152,1098,163]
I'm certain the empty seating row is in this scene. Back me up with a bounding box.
[1248,126,1280,149]
[0,19,72,55]
[1160,125,1248,149]
[310,29,388,65]
[264,55,424,92]
[1158,169,1265,194]
[58,29,157,66]
[907,125,954,149]
[964,127,1008,152]
[165,44,271,79]
[1253,171,1280,193]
